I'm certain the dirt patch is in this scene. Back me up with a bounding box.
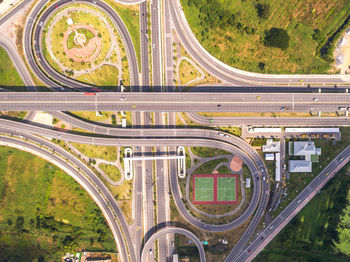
[334,29,350,74]
[230,156,243,172]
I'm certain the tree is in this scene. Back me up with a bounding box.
[256,3,270,19]
[263,28,290,50]
[312,28,325,43]
[7,218,13,226]
[258,62,265,70]
[15,216,24,231]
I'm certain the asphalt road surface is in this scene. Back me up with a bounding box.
[1,92,350,112]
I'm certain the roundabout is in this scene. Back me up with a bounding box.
[23,0,139,89]
[43,4,122,86]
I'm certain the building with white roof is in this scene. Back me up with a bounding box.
[262,139,280,153]
[285,128,339,133]
[275,153,281,181]
[265,153,274,161]
[288,141,321,172]
[288,160,312,173]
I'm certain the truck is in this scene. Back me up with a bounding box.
[84,92,96,96]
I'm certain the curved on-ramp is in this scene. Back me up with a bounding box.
[0,133,133,262]
[141,227,206,262]
[23,0,139,89]
[0,116,270,261]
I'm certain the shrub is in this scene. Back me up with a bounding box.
[263,27,290,50]
[312,29,325,43]
[256,3,270,19]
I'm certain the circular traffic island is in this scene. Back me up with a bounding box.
[41,3,126,87]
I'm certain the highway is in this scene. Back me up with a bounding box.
[0,130,135,262]
[1,92,350,112]
[187,112,350,126]
[140,227,206,262]
[0,35,34,88]
[0,117,267,231]
[234,146,350,262]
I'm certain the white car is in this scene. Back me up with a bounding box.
[218,132,225,136]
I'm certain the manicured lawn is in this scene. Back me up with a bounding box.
[191,147,231,158]
[194,176,214,202]
[70,143,117,162]
[181,0,350,73]
[0,146,116,260]
[76,65,119,86]
[0,46,24,87]
[193,158,228,174]
[217,176,236,202]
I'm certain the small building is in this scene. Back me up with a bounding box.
[122,118,126,128]
[251,127,282,133]
[265,153,274,161]
[275,153,281,181]
[246,178,251,188]
[288,160,312,173]
[288,141,321,173]
[262,139,280,153]
[285,127,339,133]
[66,18,73,25]
[289,141,321,161]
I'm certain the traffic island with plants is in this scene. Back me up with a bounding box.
[41,3,129,87]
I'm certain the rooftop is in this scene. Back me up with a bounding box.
[262,139,280,153]
[288,160,312,173]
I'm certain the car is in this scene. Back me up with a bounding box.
[149,249,152,255]
[218,132,225,137]
[248,249,251,253]
[120,97,126,101]
[313,98,319,101]
[132,105,136,108]
[280,107,288,111]
[297,200,301,203]
[270,225,274,229]
[256,96,261,99]
[217,104,221,107]
[310,106,315,110]
[325,172,329,176]
[224,134,230,138]
[152,43,155,48]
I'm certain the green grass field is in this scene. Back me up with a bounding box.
[0,46,24,87]
[194,176,214,202]
[70,143,117,162]
[0,146,115,260]
[181,0,350,73]
[191,147,231,158]
[98,163,121,182]
[217,176,236,201]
